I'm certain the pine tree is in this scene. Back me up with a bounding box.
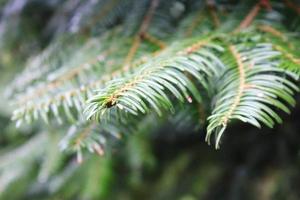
[0,0,300,199]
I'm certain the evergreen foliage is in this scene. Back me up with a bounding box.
[8,0,300,153]
[0,0,300,199]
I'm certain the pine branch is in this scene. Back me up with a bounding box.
[6,36,82,97]
[59,114,137,163]
[274,44,300,75]
[16,51,109,105]
[256,24,300,75]
[220,45,246,126]
[11,34,170,125]
[3,1,300,198]
[85,37,223,120]
[7,0,300,154]
[207,43,298,149]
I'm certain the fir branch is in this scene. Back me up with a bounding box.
[7,0,300,155]
[6,36,82,97]
[16,51,108,105]
[206,43,298,149]
[273,44,300,76]
[220,45,246,126]
[274,45,300,66]
[256,24,300,74]
[12,39,170,125]
[85,38,223,120]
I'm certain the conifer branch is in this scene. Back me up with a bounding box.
[7,0,300,156]
[220,45,246,125]
[207,43,298,149]
[85,38,222,120]
[274,45,300,66]
[16,51,109,105]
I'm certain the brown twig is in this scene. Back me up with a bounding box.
[257,25,286,41]
[235,3,261,32]
[207,0,220,28]
[257,24,294,49]
[142,32,166,49]
[283,0,300,15]
[234,0,271,32]
[185,11,204,36]
[123,0,160,71]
